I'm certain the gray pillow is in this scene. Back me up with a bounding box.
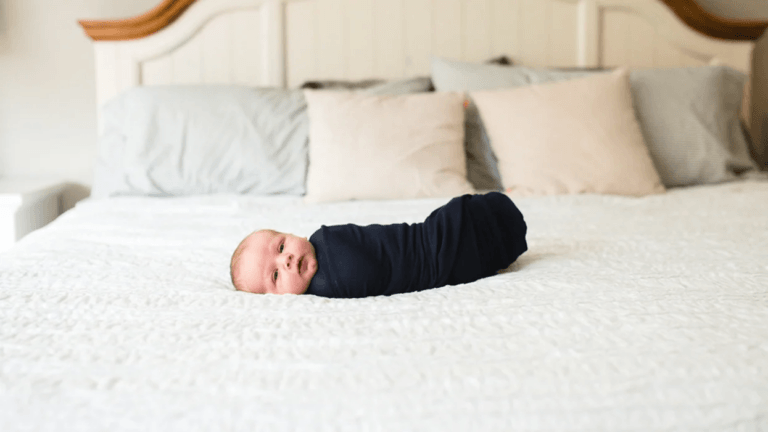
[431,57,758,188]
[297,56,512,94]
[299,76,434,93]
[362,76,434,95]
[300,78,385,90]
[92,86,309,198]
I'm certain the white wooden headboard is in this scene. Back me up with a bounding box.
[82,0,756,109]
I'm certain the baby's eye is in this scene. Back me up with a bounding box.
[273,270,278,281]
[279,243,284,253]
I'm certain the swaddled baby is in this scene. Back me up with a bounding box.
[230,192,527,298]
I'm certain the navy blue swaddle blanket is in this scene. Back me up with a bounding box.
[305,192,527,298]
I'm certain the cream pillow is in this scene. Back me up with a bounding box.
[303,90,474,203]
[470,68,665,197]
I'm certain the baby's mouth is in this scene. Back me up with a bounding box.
[298,256,303,274]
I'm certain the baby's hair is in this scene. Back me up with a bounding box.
[230,229,277,292]
[230,235,251,291]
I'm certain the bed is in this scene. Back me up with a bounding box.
[2,0,768,430]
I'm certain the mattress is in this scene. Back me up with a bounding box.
[1,181,767,431]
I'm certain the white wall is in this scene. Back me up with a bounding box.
[0,0,157,209]
[0,0,766,210]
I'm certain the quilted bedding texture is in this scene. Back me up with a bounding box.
[1,181,767,431]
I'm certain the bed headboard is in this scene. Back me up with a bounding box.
[79,0,768,166]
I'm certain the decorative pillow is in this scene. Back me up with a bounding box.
[303,91,473,203]
[470,69,665,197]
[92,85,309,198]
[630,66,756,186]
[432,57,758,188]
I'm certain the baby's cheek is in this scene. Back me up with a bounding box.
[296,279,310,295]
[288,275,307,295]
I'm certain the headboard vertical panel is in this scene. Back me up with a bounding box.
[403,0,432,78]
[549,2,581,65]
[601,8,688,68]
[200,15,235,82]
[285,1,316,89]
[491,0,519,62]
[432,0,463,61]
[170,34,203,83]
[313,0,344,79]
[233,10,264,85]
[578,0,600,66]
[518,0,551,66]
[503,0,581,67]
[373,0,405,79]
[93,43,142,121]
[141,53,173,84]
[93,45,121,113]
[462,0,492,63]
[346,0,376,80]
[556,1,581,65]
[261,0,286,88]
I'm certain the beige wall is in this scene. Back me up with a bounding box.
[0,0,766,209]
[697,0,768,20]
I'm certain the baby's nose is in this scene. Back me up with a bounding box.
[282,253,294,269]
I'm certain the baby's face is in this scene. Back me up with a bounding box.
[235,230,318,294]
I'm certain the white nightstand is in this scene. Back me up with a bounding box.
[0,178,67,253]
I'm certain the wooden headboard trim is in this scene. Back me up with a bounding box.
[78,0,768,42]
[78,0,196,41]
[659,0,768,41]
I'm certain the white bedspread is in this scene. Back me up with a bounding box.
[1,181,767,431]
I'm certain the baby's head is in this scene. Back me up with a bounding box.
[230,229,318,294]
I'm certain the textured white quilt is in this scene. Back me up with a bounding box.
[1,181,767,431]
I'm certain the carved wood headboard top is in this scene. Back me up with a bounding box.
[79,0,196,41]
[79,0,767,42]
[658,0,767,40]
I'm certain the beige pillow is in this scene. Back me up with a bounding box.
[470,68,665,197]
[303,90,474,203]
